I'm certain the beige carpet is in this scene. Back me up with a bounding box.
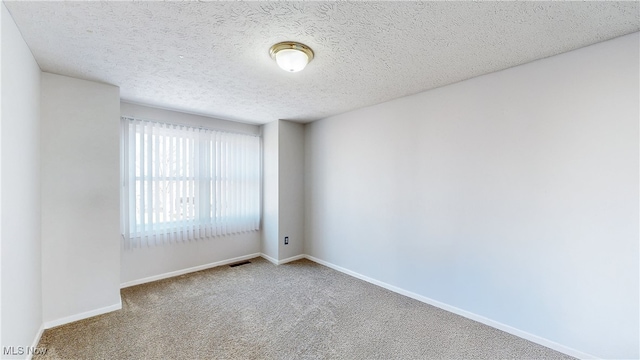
[36,257,574,359]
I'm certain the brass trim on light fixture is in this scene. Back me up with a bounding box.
[269,41,314,62]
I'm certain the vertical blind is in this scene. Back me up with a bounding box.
[121,117,261,248]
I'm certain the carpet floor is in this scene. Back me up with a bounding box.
[35,257,574,359]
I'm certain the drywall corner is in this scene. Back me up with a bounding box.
[278,120,305,260]
[261,120,279,260]
[40,73,121,324]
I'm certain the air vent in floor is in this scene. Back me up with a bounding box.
[229,261,251,267]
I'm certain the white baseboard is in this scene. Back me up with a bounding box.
[120,253,261,288]
[25,323,45,360]
[260,253,305,265]
[304,255,597,360]
[260,253,278,265]
[278,254,306,264]
[35,251,596,359]
[44,298,122,330]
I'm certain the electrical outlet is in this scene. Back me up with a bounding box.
[284,236,289,245]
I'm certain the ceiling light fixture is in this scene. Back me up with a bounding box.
[269,41,314,73]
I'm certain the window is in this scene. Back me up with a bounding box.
[121,117,260,248]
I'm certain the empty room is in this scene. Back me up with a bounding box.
[1,1,638,359]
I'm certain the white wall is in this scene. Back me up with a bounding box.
[278,121,304,260]
[305,32,639,359]
[261,120,279,260]
[41,73,121,326]
[1,3,42,355]
[261,120,305,262]
[120,103,261,284]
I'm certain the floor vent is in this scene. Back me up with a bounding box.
[229,261,251,268]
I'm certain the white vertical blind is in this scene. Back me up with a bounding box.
[121,117,261,248]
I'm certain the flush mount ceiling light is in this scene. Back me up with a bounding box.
[269,41,314,73]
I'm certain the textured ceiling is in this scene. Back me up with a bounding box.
[4,1,639,125]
